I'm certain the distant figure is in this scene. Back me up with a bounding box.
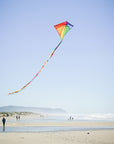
[16,116,18,120]
[2,117,6,131]
[16,115,20,120]
[69,116,74,120]
[18,115,20,120]
[69,116,72,120]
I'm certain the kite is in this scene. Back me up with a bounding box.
[8,21,73,95]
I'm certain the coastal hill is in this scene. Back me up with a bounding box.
[0,106,67,114]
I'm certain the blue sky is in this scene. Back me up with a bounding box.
[0,0,114,113]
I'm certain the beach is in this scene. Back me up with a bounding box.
[0,121,114,144]
[0,130,114,144]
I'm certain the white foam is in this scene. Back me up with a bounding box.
[67,113,114,121]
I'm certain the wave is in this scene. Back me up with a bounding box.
[67,113,114,121]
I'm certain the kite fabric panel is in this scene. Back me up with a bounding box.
[54,21,73,40]
[8,21,73,95]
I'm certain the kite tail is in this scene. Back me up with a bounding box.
[8,40,63,95]
[49,40,62,58]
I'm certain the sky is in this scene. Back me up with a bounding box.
[0,0,114,113]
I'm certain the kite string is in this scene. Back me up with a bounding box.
[8,40,63,95]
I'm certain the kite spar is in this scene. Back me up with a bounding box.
[8,21,73,95]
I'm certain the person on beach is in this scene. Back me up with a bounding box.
[2,117,6,131]
[69,116,74,120]
[16,115,20,120]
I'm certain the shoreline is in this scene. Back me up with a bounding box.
[0,126,114,133]
[0,121,114,133]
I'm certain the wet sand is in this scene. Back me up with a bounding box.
[0,120,114,127]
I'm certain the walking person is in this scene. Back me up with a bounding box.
[2,117,6,131]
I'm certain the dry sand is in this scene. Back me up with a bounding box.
[0,121,114,144]
[0,130,114,144]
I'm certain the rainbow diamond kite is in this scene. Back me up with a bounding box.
[54,21,73,40]
[8,21,73,95]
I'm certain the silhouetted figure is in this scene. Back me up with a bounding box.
[16,116,18,120]
[69,116,72,120]
[16,115,20,120]
[2,117,6,132]
[69,116,74,120]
